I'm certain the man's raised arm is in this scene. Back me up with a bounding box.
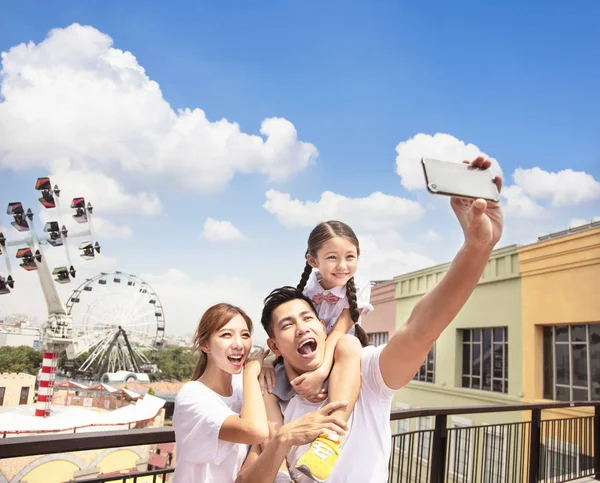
[379,157,504,390]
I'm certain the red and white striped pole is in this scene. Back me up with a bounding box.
[36,349,58,417]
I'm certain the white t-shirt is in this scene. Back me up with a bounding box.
[281,345,394,483]
[303,270,373,333]
[172,378,248,483]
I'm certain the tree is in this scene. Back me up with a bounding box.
[154,346,197,381]
[0,346,43,374]
[58,349,92,375]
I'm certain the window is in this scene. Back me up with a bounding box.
[417,417,433,463]
[461,328,508,393]
[368,331,388,346]
[392,403,410,452]
[483,426,507,482]
[19,386,29,405]
[0,387,5,406]
[543,324,600,401]
[538,438,594,481]
[449,417,472,480]
[413,345,435,383]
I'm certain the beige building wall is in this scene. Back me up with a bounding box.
[0,373,36,406]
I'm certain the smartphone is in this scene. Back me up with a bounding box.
[421,157,500,202]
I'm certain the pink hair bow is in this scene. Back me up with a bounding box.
[312,292,340,305]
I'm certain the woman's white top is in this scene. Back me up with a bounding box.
[172,378,247,483]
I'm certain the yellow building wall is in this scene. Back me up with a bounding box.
[97,449,141,474]
[519,226,600,421]
[21,460,80,483]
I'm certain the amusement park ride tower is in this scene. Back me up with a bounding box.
[0,177,100,417]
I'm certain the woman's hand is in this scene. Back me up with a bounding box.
[245,348,268,378]
[259,353,277,393]
[451,157,504,252]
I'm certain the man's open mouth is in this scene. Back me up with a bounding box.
[297,338,317,357]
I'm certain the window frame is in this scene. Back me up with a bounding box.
[482,425,508,482]
[461,327,508,394]
[413,345,435,383]
[448,416,473,481]
[543,324,599,402]
[367,331,389,346]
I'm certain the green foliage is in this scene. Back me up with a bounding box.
[0,346,43,375]
[57,349,93,375]
[154,346,197,382]
[147,387,156,396]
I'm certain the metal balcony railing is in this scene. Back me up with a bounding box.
[0,401,598,482]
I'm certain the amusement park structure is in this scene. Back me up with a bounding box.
[0,177,101,417]
[66,271,166,379]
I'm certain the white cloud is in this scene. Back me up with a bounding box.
[359,232,435,281]
[421,230,441,242]
[395,133,501,190]
[48,165,163,216]
[264,189,424,231]
[139,269,269,344]
[37,197,132,240]
[500,185,545,218]
[513,167,600,206]
[0,24,318,193]
[91,217,133,239]
[569,216,600,228]
[202,218,245,243]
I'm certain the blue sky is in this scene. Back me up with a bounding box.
[1,1,599,341]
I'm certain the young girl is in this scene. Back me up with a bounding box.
[173,303,269,483]
[263,220,372,482]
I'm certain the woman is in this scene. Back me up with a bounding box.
[173,303,268,482]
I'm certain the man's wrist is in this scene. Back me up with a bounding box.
[274,428,293,450]
[461,241,494,260]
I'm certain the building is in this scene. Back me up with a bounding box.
[101,371,151,385]
[362,280,395,346]
[520,223,600,404]
[0,373,36,406]
[519,223,600,478]
[0,325,41,350]
[364,245,524,478]
[363,222,600,480]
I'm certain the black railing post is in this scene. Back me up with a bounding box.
[594,405,600,480]
[429,414,448,483]
[528,408,541,483]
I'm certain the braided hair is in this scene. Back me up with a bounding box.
[297,220,371,347]
[297,259,313,293]
[345,276,371,347]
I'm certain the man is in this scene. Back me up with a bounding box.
[238,157,503,483]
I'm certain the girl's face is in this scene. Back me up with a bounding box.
[203,314,252,375]
[308,236,359,289]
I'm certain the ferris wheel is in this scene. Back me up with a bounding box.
[65,272,166,378]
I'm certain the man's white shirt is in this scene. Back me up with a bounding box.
[280,345,395,483]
